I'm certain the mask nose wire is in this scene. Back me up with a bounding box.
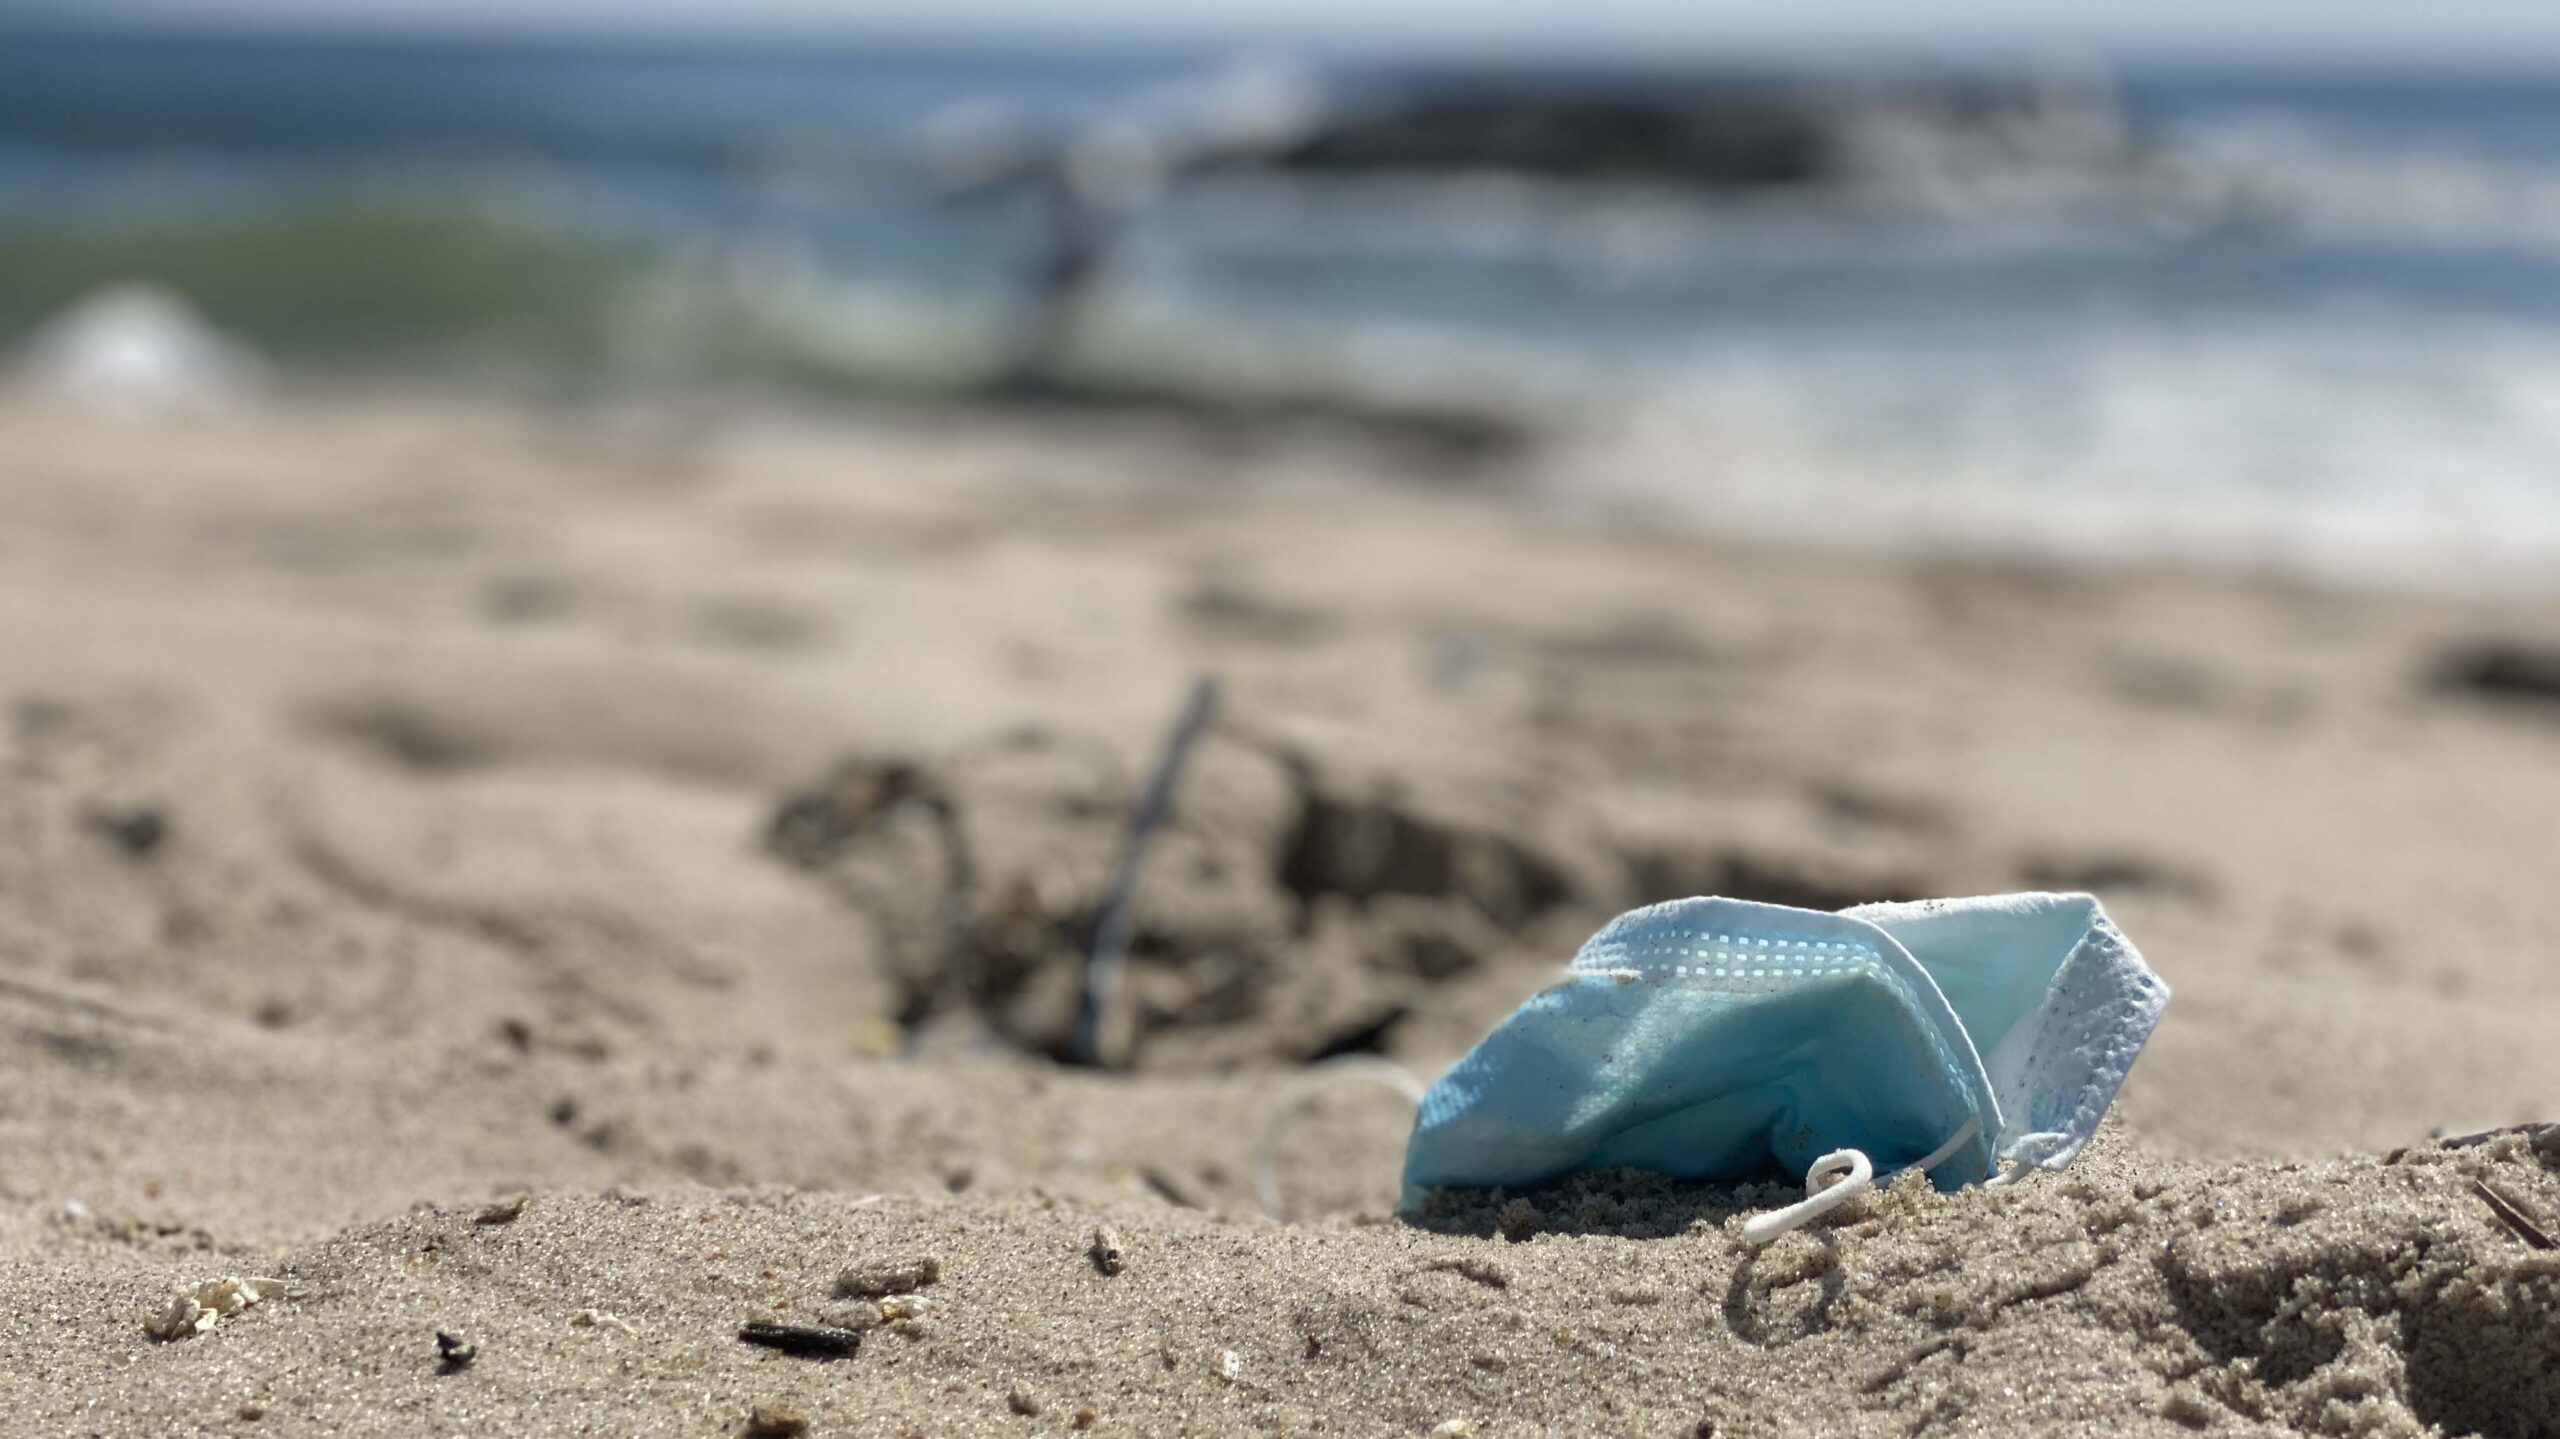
[1739,1116,1981,1248]
[1253,1055,1431,1222]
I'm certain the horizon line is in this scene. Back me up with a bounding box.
[10,14,2560,72]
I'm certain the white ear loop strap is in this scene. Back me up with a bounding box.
[1739,1116,1981,1247]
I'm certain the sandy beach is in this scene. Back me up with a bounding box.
[8,389,2560,1437]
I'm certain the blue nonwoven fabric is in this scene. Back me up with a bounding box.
[1400,892,2167,1211]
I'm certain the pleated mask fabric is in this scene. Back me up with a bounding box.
[1400,892,2167,1215]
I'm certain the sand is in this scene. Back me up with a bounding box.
[5,390,2560,1437]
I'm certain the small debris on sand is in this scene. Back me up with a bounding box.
[1417,1255,1511,1289]
[83,803,169,859]
[143,1297,207,1341]
[743,1402,811,1437]
[877,1294,931,1323]
[2472,1178,2556,1249]
[435,1331,478,1370]
[30,393,2560,1439]
[569,1308,638,1337]
[1431,1422,1478,1438]
[142,1277,286,1341]
[475,1195,529,1225]
[1218,1349,1242,1384]
[1138,1167,1201,1209]
[833,1255,940,1298]
[1006,1383,1043,1416]
[737,1322,863,1360]
[2432,639,2560,709]
[1088,1225,1125,1276]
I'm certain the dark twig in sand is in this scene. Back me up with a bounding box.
[1070,675,1221,1068]
[2470,1180,2556,1250]
[737,1322,863,1359]
[2385,1121,2556,1165]
[2437,1122,2555,1150]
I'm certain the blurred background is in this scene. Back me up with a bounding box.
[13,2,2560,584]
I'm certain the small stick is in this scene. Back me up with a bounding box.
[1071,676,1220,1068]
[2471,1180,2556,1250]
[737,1322,864,1359]
[2438,1121,2555,1151]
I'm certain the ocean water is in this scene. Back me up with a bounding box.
[9,31,2560,585]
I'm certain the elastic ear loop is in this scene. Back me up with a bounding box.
[1253,1056,1430,1222]
[1739,1116,1980,1247]
[1980,1155,2033,1189]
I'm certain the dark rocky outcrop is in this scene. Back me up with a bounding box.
[1186,70,2143,198]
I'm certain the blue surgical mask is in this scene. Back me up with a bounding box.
[1399,892,2167,1236]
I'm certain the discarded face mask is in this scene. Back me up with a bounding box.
[1400,892,2168,1242]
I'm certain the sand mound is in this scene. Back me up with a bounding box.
[21,1133,2560,1436]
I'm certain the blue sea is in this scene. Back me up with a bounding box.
[10,30,2560,584]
